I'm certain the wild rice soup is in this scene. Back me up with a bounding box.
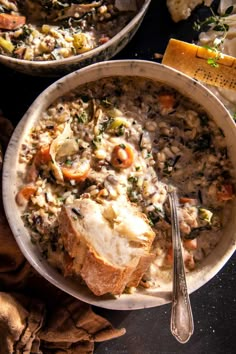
[16,76,235,289]
[0,0,138,60]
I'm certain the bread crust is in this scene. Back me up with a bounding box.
[127,253,155,288]
[167,0,213,23]
[59,206,87,272]
[80,248,139,296]
[59,207,141,295]
[58,198,156,296]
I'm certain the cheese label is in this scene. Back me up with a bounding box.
[162,38,236,91]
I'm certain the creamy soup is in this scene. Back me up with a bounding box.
[16,76,235,290]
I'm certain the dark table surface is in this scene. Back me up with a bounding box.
[0,0,235,353]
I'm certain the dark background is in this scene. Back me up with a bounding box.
[1,0,235,353]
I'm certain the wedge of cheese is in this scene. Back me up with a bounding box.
[162,38,236,91]
[58,197,155,296]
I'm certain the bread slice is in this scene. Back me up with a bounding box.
[166,0,213,23]
[58,197,155,296]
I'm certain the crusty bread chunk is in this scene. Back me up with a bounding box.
[58,197,155,296]
[166,0,213,23]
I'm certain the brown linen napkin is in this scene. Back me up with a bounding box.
[0,292,44,354]
[0,291,126,354]
[0,115,126,354]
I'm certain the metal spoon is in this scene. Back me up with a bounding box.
[168,190,194,343]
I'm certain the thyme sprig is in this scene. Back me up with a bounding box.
[193,6,234,67]
[203,42,223,68]
[193,6,233,33]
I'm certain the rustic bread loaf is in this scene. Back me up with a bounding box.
[166,0,213,23]
[58,197,155,296]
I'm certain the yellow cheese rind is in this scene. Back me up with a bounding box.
[162,38,236,91]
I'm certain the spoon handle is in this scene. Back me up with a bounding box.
[169,190,194,343]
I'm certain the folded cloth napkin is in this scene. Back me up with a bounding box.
[0,292,125,354]
[0,115,126,354]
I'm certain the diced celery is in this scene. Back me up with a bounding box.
[41,24,50,34]
[199,208,213,224]
[109,117,128,129]
[23,47,34,60]
[0,36,14,53]
[73,33,90,53]
[107,108,123,118]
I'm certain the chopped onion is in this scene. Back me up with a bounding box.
[49,121,73,182]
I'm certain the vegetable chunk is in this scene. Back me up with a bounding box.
[0,14,26,30]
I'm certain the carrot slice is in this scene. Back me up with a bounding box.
[111,144,134,169]
[183,238,197,250]
[216,184,234,202]
[157,93,175,110]
[61,161,90,182]
[99,36,110,45]
[165,246,173,265]
[15,185,37,206]
[217,184,234,201]
[0,14,26,30]
[184,253,195,270]
[179,197,198,205]
[33,145,51,166]
[27,145,51,183]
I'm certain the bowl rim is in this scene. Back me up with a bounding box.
[0,0,151,68]
[2,59,236,310]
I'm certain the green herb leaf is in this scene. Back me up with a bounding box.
[76,111,88,124]
[92,135,102,148]
[128,176,138,184]
[101,98,112,108]
[65,159,73,166]
[147,211,160,225]
[213,24,229,32]
[224,6,234,16]
[115,125,125,136]
[99,117,114,134]
[207,58,219,67]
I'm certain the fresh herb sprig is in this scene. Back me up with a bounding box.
[203,43,223,68]
[193,6,233,33]
[193,6,234,67]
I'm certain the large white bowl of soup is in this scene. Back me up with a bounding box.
[2,60,236,309]
[0,0,151,76]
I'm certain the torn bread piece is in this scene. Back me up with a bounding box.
[166,0,213,23]
[58,197,155,296]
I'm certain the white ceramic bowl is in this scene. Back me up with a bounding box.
[3,60,236,310]
[0,0,151,77]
